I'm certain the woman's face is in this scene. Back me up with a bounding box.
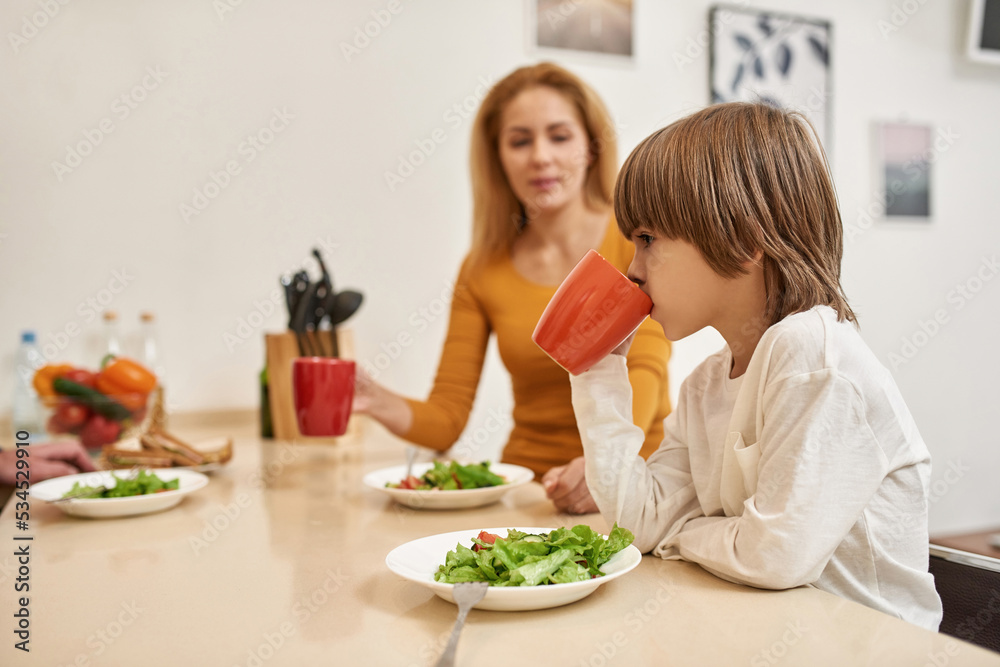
[497,86,593,217]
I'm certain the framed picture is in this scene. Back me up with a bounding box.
[967,0,1000,65]
[877,122,932,220]
[709,5,832,150]
[532,0,634,58]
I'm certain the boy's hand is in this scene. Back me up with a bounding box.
[541,456,599,514]
[611,331,636,357]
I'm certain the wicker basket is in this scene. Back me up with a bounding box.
[119,385,167,442]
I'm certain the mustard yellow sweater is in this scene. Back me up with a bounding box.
[403,221,672,477]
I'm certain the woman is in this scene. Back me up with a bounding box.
[355,62,671,514]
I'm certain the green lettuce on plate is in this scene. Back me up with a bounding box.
[386,461,506,491]
[434,524,634,586]
[62,470,179,499]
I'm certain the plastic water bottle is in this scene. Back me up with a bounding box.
[12,331,45,438]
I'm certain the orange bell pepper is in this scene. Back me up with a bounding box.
[96,357,157,411]
[33,364,75,400]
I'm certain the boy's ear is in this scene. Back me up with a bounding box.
[740,249,764,272]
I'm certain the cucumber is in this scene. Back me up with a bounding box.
[52,377,132,421]
[522,535,546,543]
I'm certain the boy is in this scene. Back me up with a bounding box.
[570,102,942,630]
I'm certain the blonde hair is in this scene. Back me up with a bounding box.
[468,62,617,267]
[615,102,855,326]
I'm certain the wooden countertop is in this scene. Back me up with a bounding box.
[2,416,999,666]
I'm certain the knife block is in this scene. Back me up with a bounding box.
[263,329,362,442]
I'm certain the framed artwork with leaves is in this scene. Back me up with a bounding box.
[709,5,832,150]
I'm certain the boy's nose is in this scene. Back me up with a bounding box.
[627,258,643,285]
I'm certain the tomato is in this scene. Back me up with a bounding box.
[397,475,423,490]
[55,402,90,429]
[472,531,500,552]
[46,413,68,435]
[62,369,96,389]
[79,414,122,449]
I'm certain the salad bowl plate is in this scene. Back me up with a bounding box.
[363,462,534,510]
[30,468,209,519]
[385,526,642,611]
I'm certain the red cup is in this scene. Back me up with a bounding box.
[532,249,652,375]
[292,358,356,436]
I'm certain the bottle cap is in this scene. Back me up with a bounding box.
[103,311,118,322]
[20,331,36,343]
[140,311,155,322]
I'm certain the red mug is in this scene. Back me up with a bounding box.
[292,358,356,436]
[532,249,652,375]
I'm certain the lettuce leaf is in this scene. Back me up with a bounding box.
[434,524,634,587]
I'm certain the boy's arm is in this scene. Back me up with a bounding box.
[669,369,888,589]
[624,318,671,445]
[571,355,702,554]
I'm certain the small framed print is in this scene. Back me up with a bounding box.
[710,5,832,150]
[532,0,634,59]
[877,122,932,220]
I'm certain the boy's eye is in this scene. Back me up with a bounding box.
[637,233,655,248]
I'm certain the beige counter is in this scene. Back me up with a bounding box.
[2,419,999,666]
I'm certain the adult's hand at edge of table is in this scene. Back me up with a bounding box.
[0,440,97,486]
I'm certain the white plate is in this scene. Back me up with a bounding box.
[29,468,209,519]
[363,462,534,510]
[385,526,642,611]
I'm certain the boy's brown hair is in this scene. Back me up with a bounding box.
[615,102,856,326]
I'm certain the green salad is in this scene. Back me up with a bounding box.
[387,461,506,491]
[435,524,634,586]
[62,470,180,499]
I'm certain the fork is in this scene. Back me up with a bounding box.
[434,581,489,667]
[404,445,418,480]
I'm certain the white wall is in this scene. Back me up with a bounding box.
[1,0,998,534]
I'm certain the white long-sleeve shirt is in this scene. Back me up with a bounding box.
[571,306,943,630]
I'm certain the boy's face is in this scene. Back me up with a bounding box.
[626,229,733,341]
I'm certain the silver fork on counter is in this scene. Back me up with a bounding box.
[435,581,489,667]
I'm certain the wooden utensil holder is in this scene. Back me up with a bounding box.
[264,329,362,442]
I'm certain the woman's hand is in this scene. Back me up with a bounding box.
[541,456,599,514]
[0,440,97,486]
[353,368,413,436]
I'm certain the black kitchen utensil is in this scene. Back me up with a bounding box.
[304,284,330,356]
[289,270,310,328]
[330,290,364,326]
[290,282,319,356]
[280,274,298,327]
[310,248,333,328]
[317,289,340,357]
